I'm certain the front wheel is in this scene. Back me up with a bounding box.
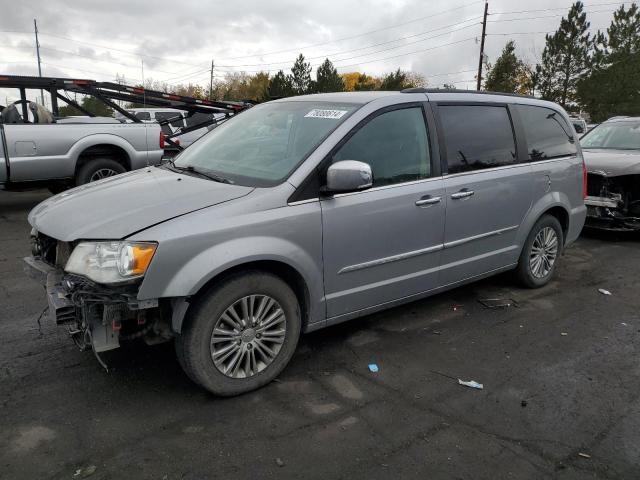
[515,215,563,288]
[176,272,301,396]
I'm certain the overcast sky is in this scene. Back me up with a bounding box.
[0,0,627,104]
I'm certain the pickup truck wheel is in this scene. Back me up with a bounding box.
[176,272,301,396]
[516,215,563,288]
[76,158,125,185]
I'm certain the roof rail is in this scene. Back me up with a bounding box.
[401,87,535,99]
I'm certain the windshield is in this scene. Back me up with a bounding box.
[172,101,359,186]
[581,121,640,150]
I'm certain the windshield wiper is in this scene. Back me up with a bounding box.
[166,160,232,184]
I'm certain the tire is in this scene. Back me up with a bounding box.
[176,271,301,396]
[515,214,564,288]
[76,158,126,185]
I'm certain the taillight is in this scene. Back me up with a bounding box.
[159,131,165,149]
[582,158,588,199]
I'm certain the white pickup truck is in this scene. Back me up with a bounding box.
[0,101,164,193]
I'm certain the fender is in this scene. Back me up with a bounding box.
[137,235,326,328]
[66,133,141,170]
[516,191,571,250]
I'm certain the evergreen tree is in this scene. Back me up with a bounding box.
[267,70,294,99]
[379,69,410,90]
[577,3,640,121]
[315,59,344,93]
[59,96,113,117]
[536,1,592,108]
[484,41,524,93]
[291,54,312,95]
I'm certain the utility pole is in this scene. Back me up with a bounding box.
[476,1,488,91]
[34,18,44,105]
[209,59,214,100]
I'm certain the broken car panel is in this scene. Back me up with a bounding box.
[581,117,640,231]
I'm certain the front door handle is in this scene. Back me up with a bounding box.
[451,189,474,199]
[415,195,442,207]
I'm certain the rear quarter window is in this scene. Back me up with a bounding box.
[517,105,577,160]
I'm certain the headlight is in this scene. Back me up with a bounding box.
[65,241,157,284]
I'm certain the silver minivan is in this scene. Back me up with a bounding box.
[24,90,587,396]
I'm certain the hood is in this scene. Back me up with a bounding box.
[582,149,640,177]
[28,166,253,241]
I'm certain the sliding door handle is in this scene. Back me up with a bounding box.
[451,189,474,199]
[415,196,442,207]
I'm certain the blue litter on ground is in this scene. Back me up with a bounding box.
[368,364,379,373]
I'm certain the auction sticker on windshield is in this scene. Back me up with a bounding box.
[304,109,348,119]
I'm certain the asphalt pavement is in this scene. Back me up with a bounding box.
[1,189,639,480]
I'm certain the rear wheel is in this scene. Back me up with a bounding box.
[516,214,563,288]
[76,158,125,185]
[176,272,301,396]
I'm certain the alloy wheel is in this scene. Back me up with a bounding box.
[529,226,559,279]
[89,168,119,182]
[210,295,287,379]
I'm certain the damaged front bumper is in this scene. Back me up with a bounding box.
[23,255,169,354]
[584,173,640,231]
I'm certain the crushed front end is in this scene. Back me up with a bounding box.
[23,232,173,364]
[584,172,640,231]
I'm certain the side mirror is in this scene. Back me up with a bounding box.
[325,160,373,193]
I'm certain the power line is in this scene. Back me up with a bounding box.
[486,31,556,36]
[492,1,627,15]
[332,36,477,71]
[216,21,482,69]
[217,0,480,60]
[487,8,619,23]
[0,1,478,67]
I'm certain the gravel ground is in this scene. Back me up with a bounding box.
[1,189,639,480]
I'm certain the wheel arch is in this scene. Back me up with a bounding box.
[174,259,313,334]
[519,192,572,250]
[75,143,132,175]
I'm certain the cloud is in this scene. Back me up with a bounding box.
[0,0,622,102]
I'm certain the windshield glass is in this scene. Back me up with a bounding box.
[581,121,640,150]
[173,101,359,186]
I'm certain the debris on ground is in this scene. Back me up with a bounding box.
[452,304,463,311]
[479,298,517,309]
[275,458,285,467]
[368,364,379,373]
[621,322,628,327]
[521,400,528,407]
[561,332,568,336]
[431,330,442,335]
[598,288,612,295]
[73,465,97,478]
[578,452,592,459]
[458,379,483,390]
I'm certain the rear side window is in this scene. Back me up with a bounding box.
[155,111,185,128]
[333,106,431,186]
[134,111,151,121]
[438,105,517,174]
[517,105,577,160]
